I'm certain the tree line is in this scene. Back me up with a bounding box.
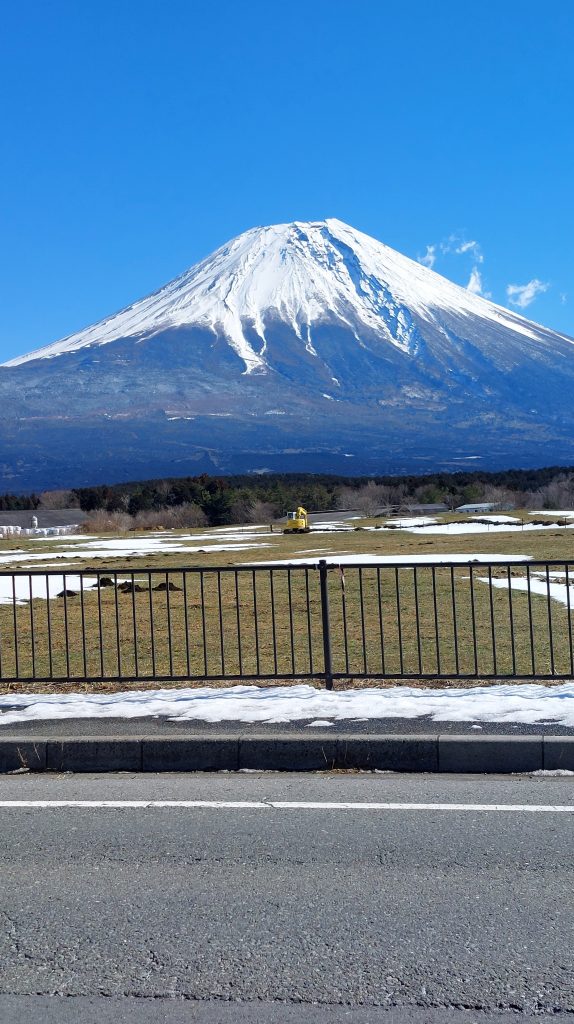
[1,465,573,527]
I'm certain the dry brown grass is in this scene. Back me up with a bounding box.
[0,511,572,692]
[0,561,571,691]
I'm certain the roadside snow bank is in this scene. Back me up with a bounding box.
[1,682,574,727]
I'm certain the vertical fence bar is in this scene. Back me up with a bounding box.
[181,573,190,675]
[165,572,174,678]
[546,565,555,675]
[235,571,244,676]
[62,575,71,680]
[28,575,35,680]
[359,568,367,675]
[395,568,404,676]
[488,566,497,676]
[450,567,459,676]
[340,567,350,676]
[566,564,574,676]
[287,569,295,675]
[319,560,333,690]
[413,567,422,674]
[80,574,88,678]
[269,569,277,676]
[469,566,478,675]
[252,570,261,676]
[46,573,53,679]
[12,576,19,679]
[98,573,105,678]
[526,564,536,675]
[217,570,225,676]
[199,571,208,677]
[131,573,139,679]
[506,566,516,676]
[114,572,122,679]
[377,568,386,675]
[182,571,191,678]
[432,567,440,675]
[148,571,156,678]
[305,568,314,675]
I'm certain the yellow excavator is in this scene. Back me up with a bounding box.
[283,506,311,534]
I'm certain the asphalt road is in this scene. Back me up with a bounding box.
[0,772,573,1023]
[2,714,574,736]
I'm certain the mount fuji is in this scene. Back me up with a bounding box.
[2,218,574,490]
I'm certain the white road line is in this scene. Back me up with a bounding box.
[0,800,572,812]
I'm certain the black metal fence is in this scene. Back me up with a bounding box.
[0,559,573,686]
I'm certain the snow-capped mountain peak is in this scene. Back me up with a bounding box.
[5,218,566,373]
[2,217,574,490]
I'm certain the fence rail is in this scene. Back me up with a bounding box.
[0,559,573,686]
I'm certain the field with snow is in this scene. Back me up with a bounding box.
[0,511,572,699]
[0,509,573,574]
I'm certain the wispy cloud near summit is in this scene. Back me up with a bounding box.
[467,267,491,298]
[506,279,550,309]
[418,244,436,269]
[417,234,487,297]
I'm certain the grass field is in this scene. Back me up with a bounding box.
[0,512,573,690]
[0,510,573,569]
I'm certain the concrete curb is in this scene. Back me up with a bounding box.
[1,733,573,774]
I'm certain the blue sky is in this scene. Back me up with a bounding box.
[1,0,572,361]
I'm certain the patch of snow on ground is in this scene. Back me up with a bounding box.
[2,682,574,727]
[470,515,521,524]
[308,523,355,532]
[249,553,531,567]
[0,575,100,605]
[402,522,574,536]
[479,574,574,608]
[384,517,438,528]
[209,526,273,533]
[0,538,272,566]
[529,511,574,517]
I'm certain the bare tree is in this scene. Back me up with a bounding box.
[246,499,278,524]
[170,503,208,528]
[39,489,79,509]
[80,510,132,533]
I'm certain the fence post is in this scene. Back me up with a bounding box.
[318,559,333,690]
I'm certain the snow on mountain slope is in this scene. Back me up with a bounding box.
[3,217,574,490]
[6,218,570,373]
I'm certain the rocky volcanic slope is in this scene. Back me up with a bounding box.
[1,218,573,489]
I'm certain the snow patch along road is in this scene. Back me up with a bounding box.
[2,682,574,728]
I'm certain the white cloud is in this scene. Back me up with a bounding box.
[466,267,491,298]
[418,244,436,269]
[455,240,484,263]
[418,234,484,270]
[560,292,568,305]
[506,279,550,309]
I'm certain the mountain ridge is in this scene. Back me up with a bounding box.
[1,218,573,490]
[6,218,570,370]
